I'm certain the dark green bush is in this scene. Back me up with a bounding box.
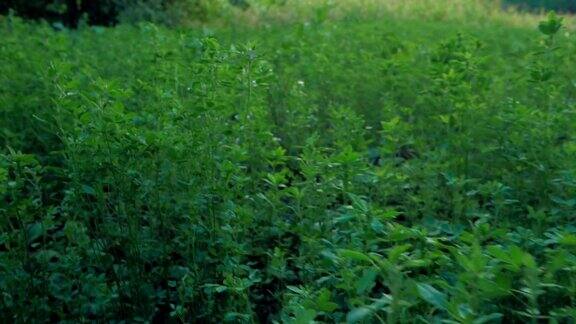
[0,0,232,27]
[1,0,117,26]
[505,0,576,12]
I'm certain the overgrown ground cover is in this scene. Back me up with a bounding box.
[1,2,576,323]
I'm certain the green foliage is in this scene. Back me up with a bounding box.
[538,11,563,35]
[1,7,576,323]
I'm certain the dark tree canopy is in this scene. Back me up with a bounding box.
[1,0,118,27]
[0,0,252,27]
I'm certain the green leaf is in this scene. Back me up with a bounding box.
[509,246,527,270]
[378,208,400,220]
[356,268,378,294]
[559,234,576,246]
[27,222,44,243]
[473,313,503,324]
[224,312,250,322]
[346,307,372,323]
[315,289,338,312]
[287,285,307,295]
[34,249,60,263]
[202,284,228,293]
[387,243,411,262]
[346,296,392,323]
[522,252,537,269]
[404,259,431,268]
[81,184,96,196]
[487,245,512,264]
[417,283,448,310]
[349,193,369,213]
[370,219,385,233]
[339,249,373,263]
[292,308,316,324]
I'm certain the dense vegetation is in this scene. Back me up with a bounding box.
[0,0,254,27]
[1,2,576,323]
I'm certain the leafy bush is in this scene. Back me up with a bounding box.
[1,6,576,324]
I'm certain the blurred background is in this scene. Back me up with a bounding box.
[505,0,576,12]
[0,0,574,28]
